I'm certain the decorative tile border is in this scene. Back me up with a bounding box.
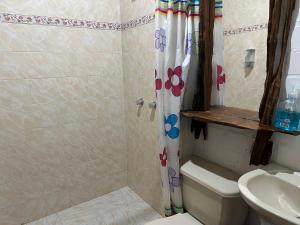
[0,12,267,35]
[0,12,155,31]
[224,23,268,36]
[0,13,122,31]
[122,13,155,30]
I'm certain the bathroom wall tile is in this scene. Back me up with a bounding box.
[272,133,300,171]
[0,52,27,79]
[97,96,125,126]
[220,0,269,111]
[41,189,73,218]
[0,1,127,224]
[0,79,29,108]
[223,0,269,28]
[59,123,93,150]
[8,196,48,224]
[0,148,29,186]
[24,103,60,129]
[194,124,259,174]
[87,74,123,100]
[120,0,155,22]
[36,163,74,194]
[69,52,107,76]
[223,29,268,111]
[0,106,27,131]
[121,1,163,213]
[68,30,122,54]
[0,24,121,54]
[14,51,76,78]
[28,78,62,104]
[100,53,123,76]
[57,101,84,125]
[122,28,139,54]
[0,0,121,22]
[56,77,90,101]
[22,52,72,78]
[68,168,127,207]
[26,127,65,161]
[135,24,156,55]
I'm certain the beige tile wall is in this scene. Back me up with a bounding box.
[0,0,121,22]
[0,1,126,225]
[120,0,164,215]
[223,0,269,111]
[0,0,272,224]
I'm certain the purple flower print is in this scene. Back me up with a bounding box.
[168,167,180,192]
[155,28,166,52]
[186,33,192,55]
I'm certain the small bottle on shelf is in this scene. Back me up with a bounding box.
[273,89,300,132]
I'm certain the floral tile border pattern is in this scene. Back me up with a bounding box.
[0,13,123,31]
[0,12,155,31]
[0,12,267,34]
[224,23,268,36]
[122,13,155,30]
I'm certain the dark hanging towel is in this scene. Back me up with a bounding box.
[250,0,298,165]
[191,0,215,139]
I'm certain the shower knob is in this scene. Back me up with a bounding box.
[148,101,156,109]
[136,98,144,106]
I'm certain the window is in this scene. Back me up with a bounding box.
[286,6,300,93]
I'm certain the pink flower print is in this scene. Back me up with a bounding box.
[155,70,162,91]
[159,148,167,167]
[165,66,184,97]
[217,65,226,91]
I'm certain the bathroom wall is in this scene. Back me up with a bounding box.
[193,7,300,225]
[223,0,269,111]
[194,1,300,177]
[120,0,164,215]
[0,1,126,224]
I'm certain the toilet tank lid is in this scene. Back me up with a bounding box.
[180,159,240,197]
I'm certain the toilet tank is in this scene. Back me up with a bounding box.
[180,156,248,225]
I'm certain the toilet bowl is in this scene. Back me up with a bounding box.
[146,156,248,225]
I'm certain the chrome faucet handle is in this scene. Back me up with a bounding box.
[148,101,156,109]
[136,98,144,106]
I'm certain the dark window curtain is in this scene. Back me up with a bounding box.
[250,0,297,165]
[191,0,215,139]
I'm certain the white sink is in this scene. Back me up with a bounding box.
[238,165,300,225]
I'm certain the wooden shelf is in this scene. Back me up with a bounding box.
[181,106,300,136]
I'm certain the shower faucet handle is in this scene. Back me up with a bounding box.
[148,101,156,109]
[136,98,144,106]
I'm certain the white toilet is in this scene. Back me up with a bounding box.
[146,156,248,225]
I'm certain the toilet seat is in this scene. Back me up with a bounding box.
[145,213,203,225]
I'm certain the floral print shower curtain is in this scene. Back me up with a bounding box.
[211,0,225,105]
[155,0,224,216]
[155,0,200,216]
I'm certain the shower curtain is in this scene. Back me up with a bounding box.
[211,0,225,106]
[155,0,200,216]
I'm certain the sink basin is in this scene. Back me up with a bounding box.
[238,166,300,225]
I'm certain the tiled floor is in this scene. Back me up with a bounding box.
[26,187,162,225]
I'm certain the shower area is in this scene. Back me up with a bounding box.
[0,0,162,224]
